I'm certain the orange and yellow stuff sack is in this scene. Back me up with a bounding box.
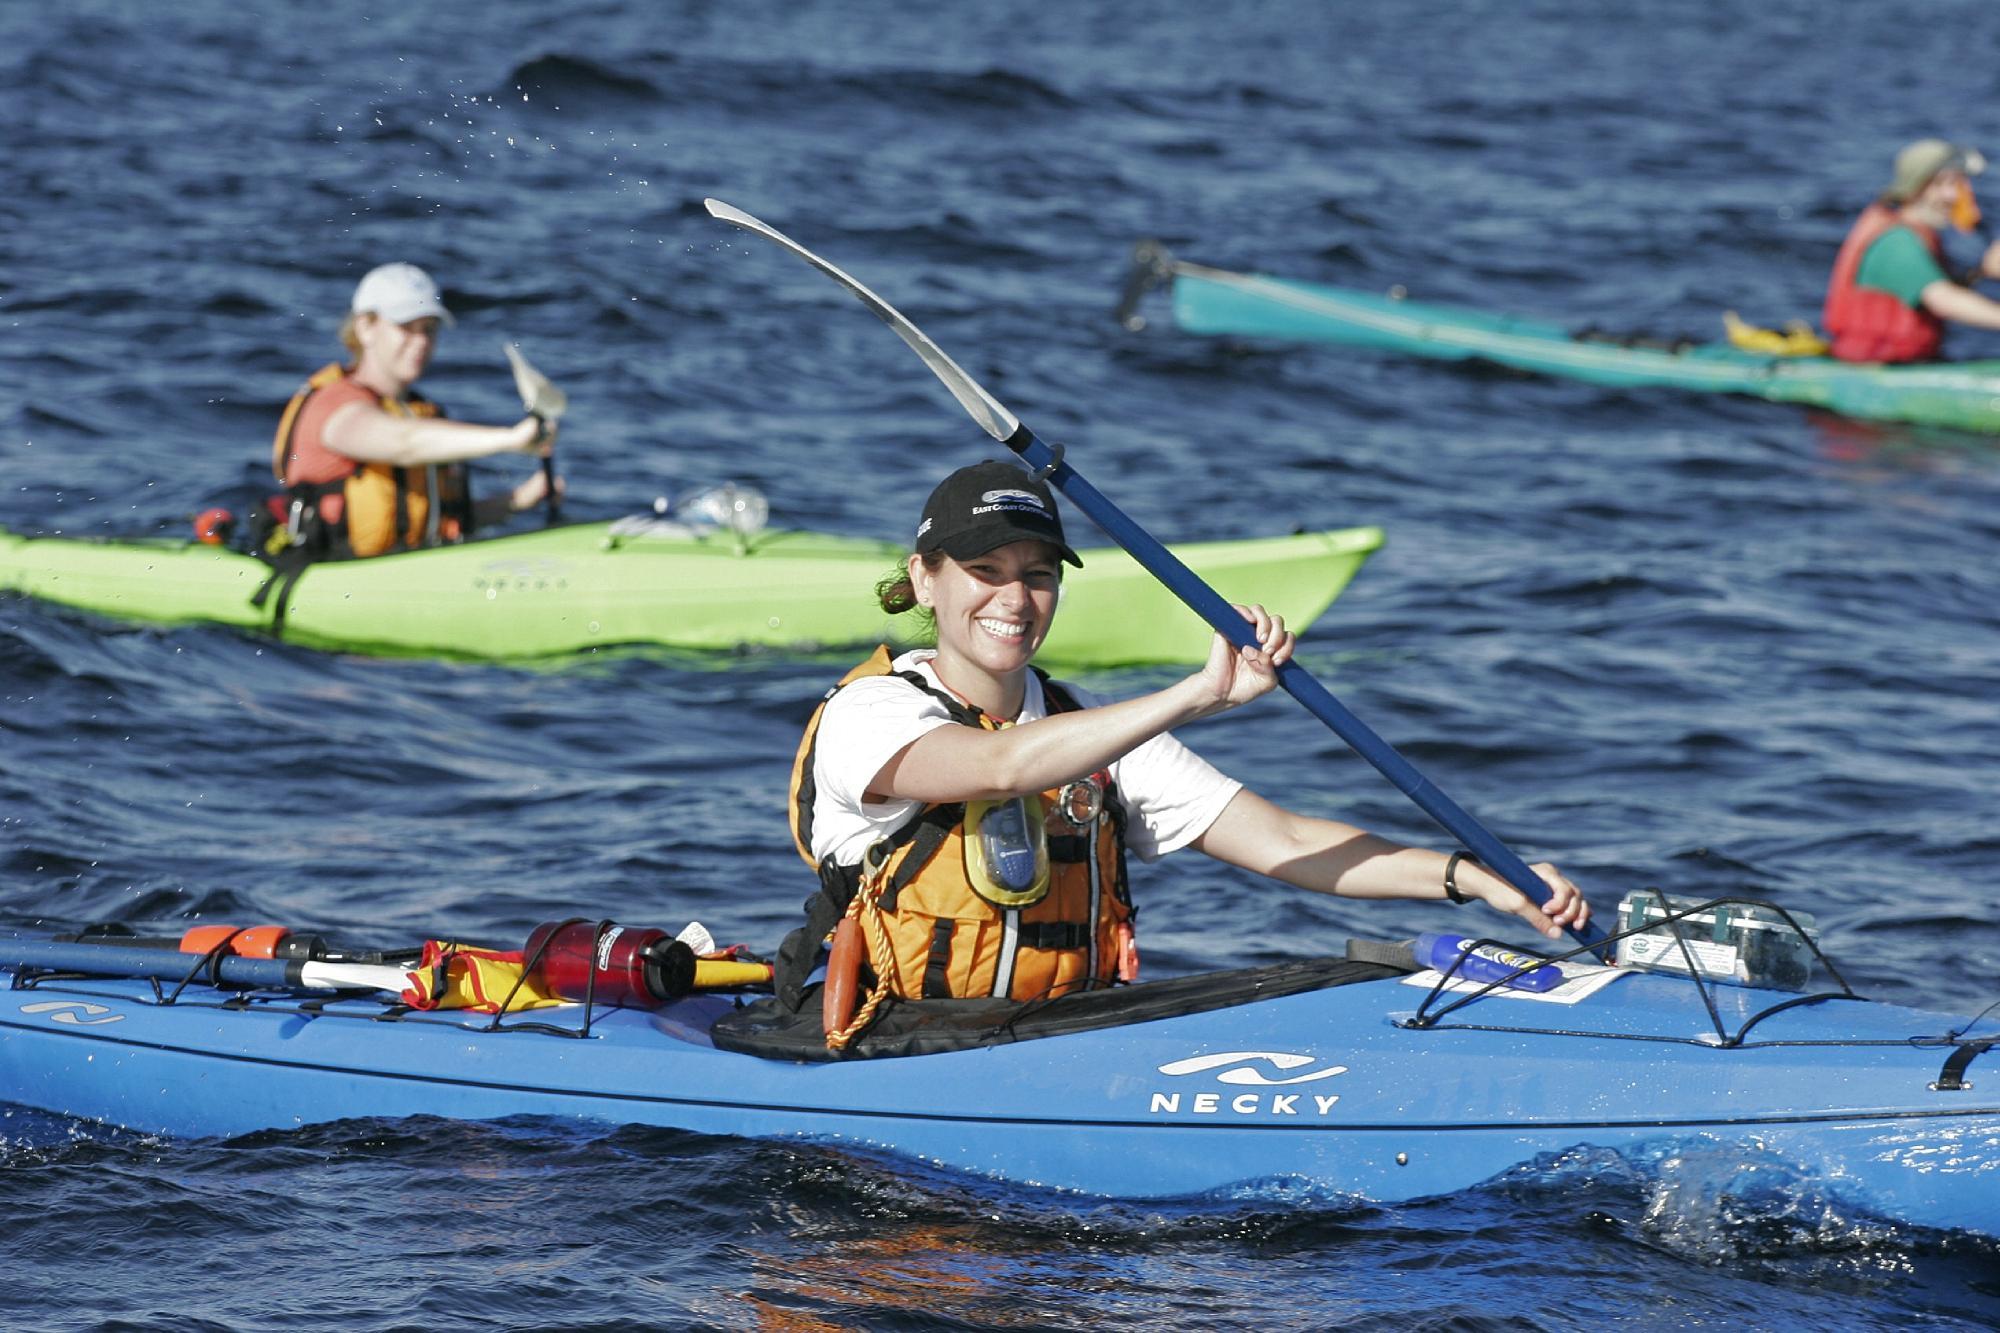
[399,939,776,1012]
[401,940,569,1013]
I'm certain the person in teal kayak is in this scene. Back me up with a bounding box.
[266,262,558,558]
[783,459,1590,1044]
[1824,139,2000,363]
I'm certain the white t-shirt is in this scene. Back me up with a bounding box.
[807,649,1243,868]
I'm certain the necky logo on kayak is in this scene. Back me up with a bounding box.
[1147,1051,1348,1117]
[18,1000,125,1026]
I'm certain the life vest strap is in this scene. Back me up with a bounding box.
[773,857,859,1013]
[248,555,313,634]
[1016,921,1094,950]
[390,466,412,554]
[1048,833,1092,863]
[921,920,955,1000]
[875,805,960,913]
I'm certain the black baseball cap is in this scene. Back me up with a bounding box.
[914,460,1083,568]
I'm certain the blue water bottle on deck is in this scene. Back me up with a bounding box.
[1414,932,1565,992]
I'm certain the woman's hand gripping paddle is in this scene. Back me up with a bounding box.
[703,198,1608,957]
[504,342,568,524]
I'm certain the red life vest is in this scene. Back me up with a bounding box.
[1822,204,1946,364]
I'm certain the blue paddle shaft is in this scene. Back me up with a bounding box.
[1007,425,1610,953]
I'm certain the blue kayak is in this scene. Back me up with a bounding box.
[2,927,1995,1238]
[1117,243,2000,436]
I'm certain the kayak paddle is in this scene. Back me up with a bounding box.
[1,937,414,995]
[504,341,568,524]
[56,923,414,965]
[703,198,1609,956]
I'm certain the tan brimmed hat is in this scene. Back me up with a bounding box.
[1888,139,1987,202]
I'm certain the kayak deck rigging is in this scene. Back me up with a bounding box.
[6,903,2000,1234]
[7,897,1990,1094]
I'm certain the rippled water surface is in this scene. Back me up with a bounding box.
[6,1,2000,1327]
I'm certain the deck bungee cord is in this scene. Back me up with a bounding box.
[6,894,1991,1070]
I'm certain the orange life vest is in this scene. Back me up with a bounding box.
[269,363,472,558]
[784,647,1135,1044]
[1822,204,1947,364]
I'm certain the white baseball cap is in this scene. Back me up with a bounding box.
[350,262,455,327]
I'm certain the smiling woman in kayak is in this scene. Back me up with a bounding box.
[786,460,1590,1044]
[269,263,558,558]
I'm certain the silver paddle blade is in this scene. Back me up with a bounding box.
[703,198,1020,443]
[503,342,569,420]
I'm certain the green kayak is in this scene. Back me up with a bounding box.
[0,518,1383,667]
[1120,244,2000,435]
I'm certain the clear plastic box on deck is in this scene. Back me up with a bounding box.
[1613,891,1820,992]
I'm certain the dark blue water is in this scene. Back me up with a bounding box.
[6,0,2000,1326]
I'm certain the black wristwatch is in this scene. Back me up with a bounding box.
[1443,850,1479,905]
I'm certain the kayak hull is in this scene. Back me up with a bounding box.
[4,962,1994,1235]
[0,519,1383,667]
[1167,262,2000,436]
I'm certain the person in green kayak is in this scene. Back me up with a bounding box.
[266,262,558,558]
[1824,138,2000,363]
[782,459,1591,1045]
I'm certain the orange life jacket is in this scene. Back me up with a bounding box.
[269,363,472,558]
[1822,204,1947,364]
[784,647,1135,1043]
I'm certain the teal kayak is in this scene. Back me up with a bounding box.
[0,517,1383,667]
[1121,244,2000,435]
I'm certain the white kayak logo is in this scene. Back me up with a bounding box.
[19,1000,124,1026]
[1158,1051,1347,1085]
[1148,1051,1348,1117]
